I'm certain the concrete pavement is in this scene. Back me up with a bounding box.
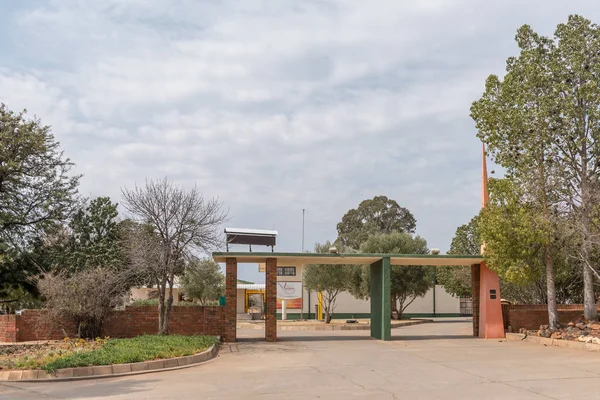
[1,318,599,399]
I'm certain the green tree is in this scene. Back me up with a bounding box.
[181,258,225,305]
[303,241,354,323]
[473,15,600,322]
[336,196,416,249]
[471,22,565,326]
[437,216,480,298]
[53,197,125,272]
[0,104,80,247]
[351,232,434,320]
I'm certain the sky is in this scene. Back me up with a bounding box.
[2,1,599,283]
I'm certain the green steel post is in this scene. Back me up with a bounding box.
[370,257,391,340]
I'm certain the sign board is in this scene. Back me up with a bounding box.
[277,282,302,300]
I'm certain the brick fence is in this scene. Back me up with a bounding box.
[502,304,600,331]
[0,305,227,343]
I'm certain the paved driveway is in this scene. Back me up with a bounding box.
[1,318,599,399]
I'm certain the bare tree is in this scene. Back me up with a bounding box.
[37,267,131,338]
[121,178,227,335]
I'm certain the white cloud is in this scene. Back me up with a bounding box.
[3,0,600,282]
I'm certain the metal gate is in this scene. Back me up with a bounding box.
[460,297,473,316]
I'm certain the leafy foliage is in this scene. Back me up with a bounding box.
[0,104,80,248]
[181,258,225,305]
[51,197,125,273]
[353,232,434,320]
[303,241,355,323]
[336,196,416,249]
[436,216,480,298]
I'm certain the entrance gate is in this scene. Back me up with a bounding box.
[213,252,505,342]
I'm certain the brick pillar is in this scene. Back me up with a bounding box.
[265,258,277,342]
[224,258,238,342]
[471,264,480,337]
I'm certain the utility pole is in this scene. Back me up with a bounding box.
[301,209,306,320]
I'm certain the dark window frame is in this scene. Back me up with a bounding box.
[277,266,296,276]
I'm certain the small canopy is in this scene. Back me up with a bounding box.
[213,252,483,266]
[224,228,278,252]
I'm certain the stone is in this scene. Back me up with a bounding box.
[72,367,93,377]
[551,332,562,340]
[129,362,148,372]
[507,325,513,333]
[55,368,74,378]
[578,335,594,343]
[568,321,575,327]
[576,323,586,330]
[112,364,132,374]
[589,323,600,330]
[147,360,165,370]
[541,324,549,330]
[92,365,113,376]
[539,329,551,338]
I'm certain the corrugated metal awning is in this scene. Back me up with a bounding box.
[237,284,265,290]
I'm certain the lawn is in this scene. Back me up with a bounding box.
[0,335,219,373]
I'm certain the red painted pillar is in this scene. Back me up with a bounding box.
[471,264,480,337]
[479,262,504,338]
[265,258,278,342]
[224,258,238,342]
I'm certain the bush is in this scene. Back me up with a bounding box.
[38,268,131,338]
[43,335,219,372]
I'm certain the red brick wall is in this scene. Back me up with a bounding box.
[265,258,277,342]
[503,304,600,331]
[0,306,226,343]
[17,310,77,342]
[0,315,18,342]
[223,258,237,342]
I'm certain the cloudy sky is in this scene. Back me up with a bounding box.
[2,1,599,283]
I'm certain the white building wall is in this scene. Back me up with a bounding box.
[271,264,460,317]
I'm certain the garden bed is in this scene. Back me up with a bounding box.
[0,335,219,373]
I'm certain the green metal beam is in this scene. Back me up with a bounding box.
[370,257,391,340]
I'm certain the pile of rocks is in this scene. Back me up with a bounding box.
[526,319,600,343]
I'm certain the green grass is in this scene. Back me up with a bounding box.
[42,335,219,373]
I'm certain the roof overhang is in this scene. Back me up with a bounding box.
[213,252,483,267]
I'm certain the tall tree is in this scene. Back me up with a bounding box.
[303,241,354,323]
[336,196,416,249]
[122,178,227,335]
[351,232,434,320]
[471,23,567,327]
[181,258,225,305]
[549,16,600,320]
[0,104,80,247]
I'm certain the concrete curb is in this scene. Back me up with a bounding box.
[0,344,219,382]
[506,333,600,352]
[237,319,433,331]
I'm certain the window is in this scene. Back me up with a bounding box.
[277,266,296,276]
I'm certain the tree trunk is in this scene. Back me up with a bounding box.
[158,280,168,335]
[544,245,559,330]
[582,245,598,321]
[580,143,597,321]
[164,282,174,334]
